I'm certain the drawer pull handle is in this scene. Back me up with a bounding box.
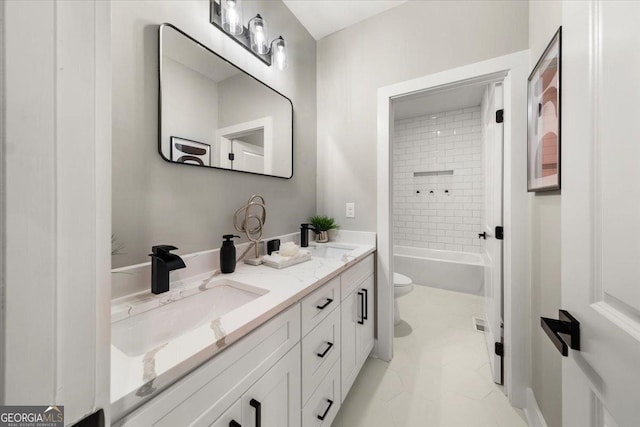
[250,398,261,427]
[362,288,368,320]
[316,298,334,310]
[317,341,334,358]
[317,399,334,421]
[357,291,364,325]
[229,421,241,427]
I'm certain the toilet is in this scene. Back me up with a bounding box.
[394,272,414,325]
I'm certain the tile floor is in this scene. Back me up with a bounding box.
[331,285,528,427]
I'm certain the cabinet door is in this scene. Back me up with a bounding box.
[341,274,375,401]
[356,275,375,365]
[340,288,360,400]
[242,343,301,427]
[210,400,242,427]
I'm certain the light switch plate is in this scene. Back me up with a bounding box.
[346,202,355,218]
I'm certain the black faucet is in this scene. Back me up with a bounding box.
[300,224,320,248]
[149,245,186,294]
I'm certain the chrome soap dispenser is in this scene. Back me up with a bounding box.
[220,235,240,273]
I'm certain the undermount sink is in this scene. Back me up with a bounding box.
[308,243,357,260]
[112,279,268,357]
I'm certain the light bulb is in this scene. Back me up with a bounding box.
[222,0,243,36]
[249,14,269,55]
[271,36,287,70]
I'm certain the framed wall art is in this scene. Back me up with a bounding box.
[528,27,561,192]
[170,136,211,167]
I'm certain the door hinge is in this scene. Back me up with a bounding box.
[495,342,504,357]
[495,226,504,240]
[495,109,504,123]
[228,152,235,161]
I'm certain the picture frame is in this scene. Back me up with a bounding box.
[527,27,561,192]
[170,136,211,167]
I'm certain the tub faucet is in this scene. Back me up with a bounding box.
[149,245,186,294]
[300,224,320,247]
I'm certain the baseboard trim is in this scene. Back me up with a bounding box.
[524,388,549,427]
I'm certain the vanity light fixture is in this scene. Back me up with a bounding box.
[248,14,269,54]
[271,36,287,70]
[210,0,288,70]
[220,0,243,36]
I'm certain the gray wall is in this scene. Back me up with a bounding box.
[316,0,529,230]
[112,0,316,268]
[529,2,562,427]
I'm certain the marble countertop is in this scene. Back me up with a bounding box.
[110,239,375,420]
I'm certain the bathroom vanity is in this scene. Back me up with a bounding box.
[111,237,375,426]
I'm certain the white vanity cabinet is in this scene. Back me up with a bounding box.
[209,400,241,427]
[340,255,375,400]
[114,305,301,427]
[114,251,376,427]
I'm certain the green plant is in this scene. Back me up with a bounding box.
[309,215,339,232]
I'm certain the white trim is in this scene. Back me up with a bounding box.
[525,388,550,427]
[216,116,273,174]
[3,0,111,423]
[375,50,530,407]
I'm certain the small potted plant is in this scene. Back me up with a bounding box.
[309,215,339,243]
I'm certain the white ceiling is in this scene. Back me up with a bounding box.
[393,85,487,121]
[283,0,408,40]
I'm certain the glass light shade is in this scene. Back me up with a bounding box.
[221,0,243,36]
[271,36,287,70]
[248,14,269,55]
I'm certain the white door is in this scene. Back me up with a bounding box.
[482,82,504,384]
[562,2,640,426]
[232,139,265,174]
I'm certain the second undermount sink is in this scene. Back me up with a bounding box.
[308,243,357,260]
[112,279,268,357]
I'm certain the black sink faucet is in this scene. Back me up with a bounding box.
[300,224,320,248]
[149,245,186,294]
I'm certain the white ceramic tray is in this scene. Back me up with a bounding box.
[263,253,312,269]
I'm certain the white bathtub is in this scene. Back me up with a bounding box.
[394,246,485,295]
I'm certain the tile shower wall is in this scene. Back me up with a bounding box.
[393,107,483,253]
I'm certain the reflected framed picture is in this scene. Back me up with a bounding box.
[528,27,561,192]
[170,136,211,167]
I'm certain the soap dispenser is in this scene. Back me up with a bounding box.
[220,235,240,274]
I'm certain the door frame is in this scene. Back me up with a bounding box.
[374,50,530,407]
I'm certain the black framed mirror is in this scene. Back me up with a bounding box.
[159,23,293,178]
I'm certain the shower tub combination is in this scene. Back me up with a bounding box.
[394,246,485,295]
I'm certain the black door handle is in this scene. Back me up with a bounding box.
[317,399,334,421]
[478,232,487,239]
[317,341,334,358]
[362,288,368,320]
[357,291,364,325]
[250,398,261,427]
[316,298,333,310]
[541,310,580,356]
[229,421,241,427]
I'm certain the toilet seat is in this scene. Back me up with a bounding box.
[394,272,413,287]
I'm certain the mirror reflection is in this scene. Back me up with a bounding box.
[159,24,293,178]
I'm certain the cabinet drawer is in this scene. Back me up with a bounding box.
[302,360,341,427]
[300,276,340,336]
[341,254,374,300]
[301,306,341,404]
